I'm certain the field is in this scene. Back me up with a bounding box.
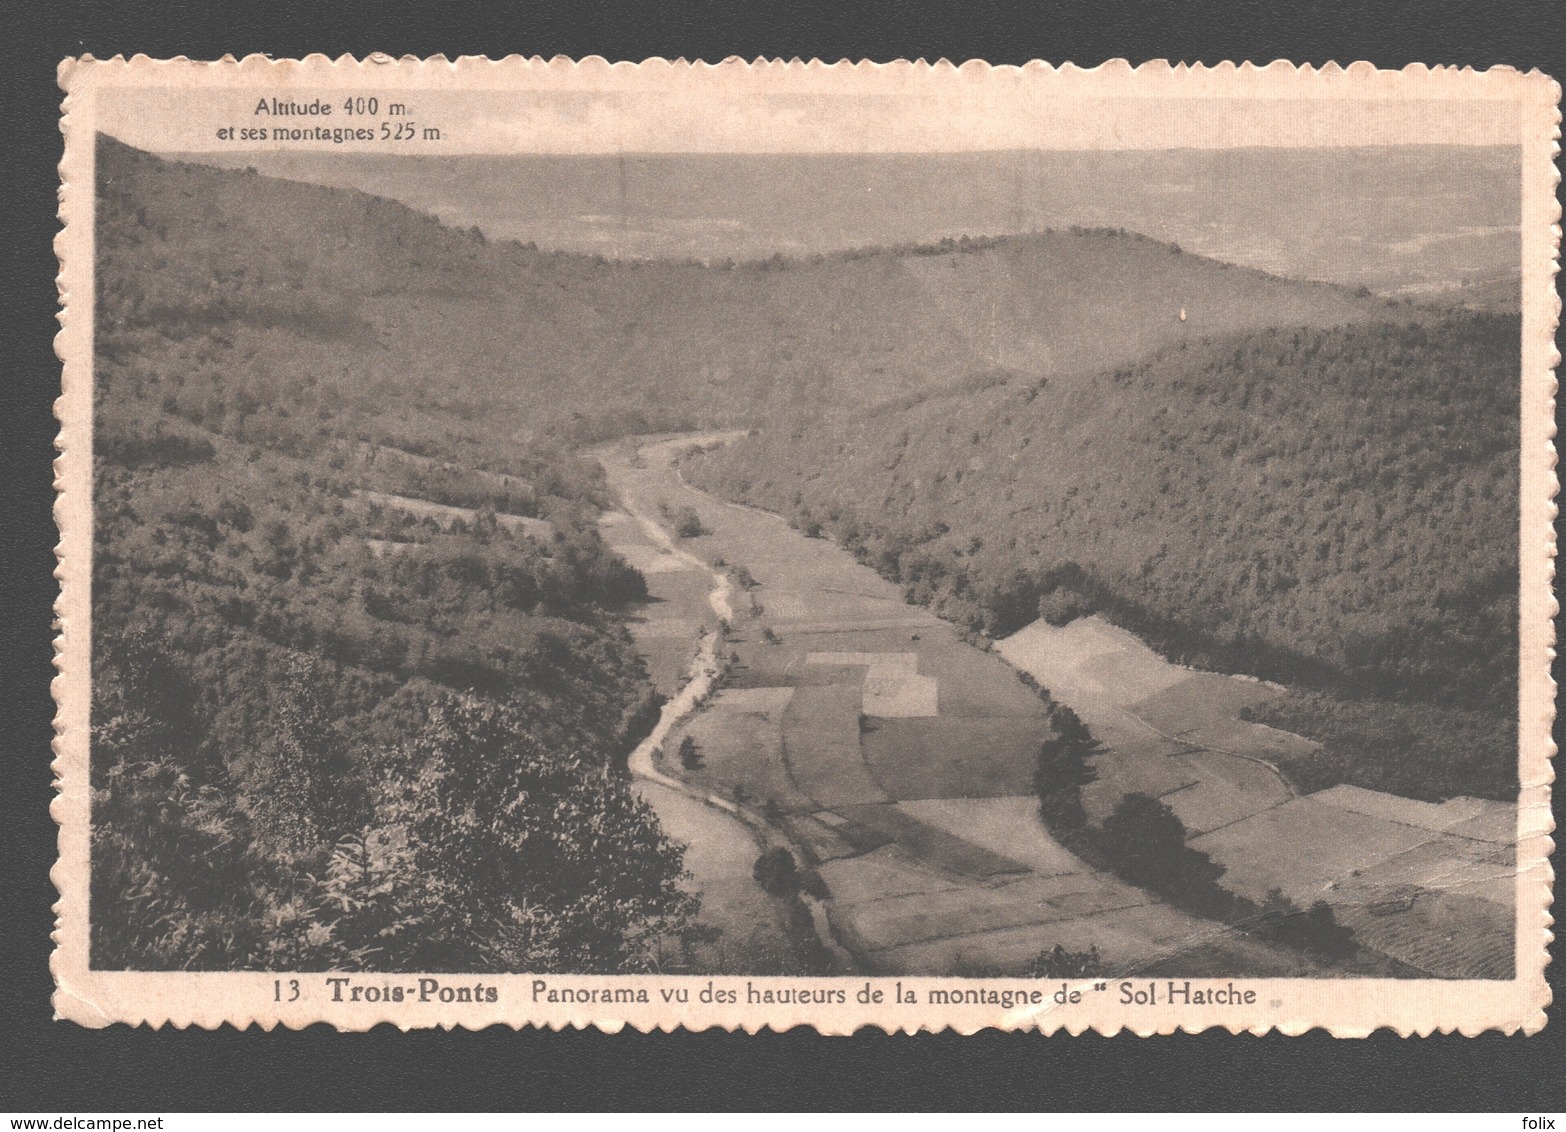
[612,446,1517,979]
[596,502,717,697]
[353,490,554,539]
[600,440,1339,977]
[679,687,814,813]
[862,719,1043,800]
[897,797,1084,876]
[999,616,1516,977]
[631,779,807,974]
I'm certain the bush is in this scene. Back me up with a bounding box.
[672,506,706,538]
[1254,888,1357,963]
[101,428,215,470]
[1037,587,1096,627]
[677,734,702,771]
[1032,706,1100,832]
[1102,793,1190,887]
[752,847,800,896]
[1028,944,1104,979]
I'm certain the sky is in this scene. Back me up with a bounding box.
[93,62,1524,155]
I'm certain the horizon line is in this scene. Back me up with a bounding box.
[151,140,1523,159]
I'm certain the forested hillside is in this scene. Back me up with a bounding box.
[92,136,689,970]
[685,314,1520,799]
[99,136,1408,445]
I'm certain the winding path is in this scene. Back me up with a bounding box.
[597,436,855,971]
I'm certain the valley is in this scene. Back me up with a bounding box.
[89,134,1525,981]
[596,436,1501,978]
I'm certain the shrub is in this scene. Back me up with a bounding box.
[753,847,800,896]
[101,428,215,470]
[1028,944,1104,979]
[1032,706,1100,831]
[1254,888,1357,963]
[1037,587,1095,627]
[671,506,706,538]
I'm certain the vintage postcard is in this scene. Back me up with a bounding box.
[54,56,1557,1034]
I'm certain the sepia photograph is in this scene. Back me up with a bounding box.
[51,57,1555,1034]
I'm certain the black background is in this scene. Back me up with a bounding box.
[5,0,1564,1112]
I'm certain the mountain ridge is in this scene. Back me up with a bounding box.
[100,134,1426,444]
[170,143,1521,298]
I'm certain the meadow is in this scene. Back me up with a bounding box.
[607,442,1359,977]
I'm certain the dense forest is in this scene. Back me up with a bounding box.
[685,314,1520,800]
[91,136,690,970]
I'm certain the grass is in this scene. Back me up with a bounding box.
[861,717,1044,800]
[898,796,1088,877]
[678,699,816,815]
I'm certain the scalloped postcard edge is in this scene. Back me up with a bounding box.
[52,54,1559,1035]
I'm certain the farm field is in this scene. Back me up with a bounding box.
[352,489,554,539]
[598,435,1516,979]
[598,437,1339,977]
[596,502,717,697]
[632,778,806,974]
[997,617,1517,977]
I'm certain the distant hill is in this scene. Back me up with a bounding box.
[101,132,1517,719]
[180,146,1521,299]
[104,135,1413,445]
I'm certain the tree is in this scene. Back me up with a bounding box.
[753,847,800,897]
[1101,793,1227,910]
[1101,793,1188,889]
[385,694,697,972]
[671,506,706,538]
[249,652,360,858]
[677,734,702,771]
[88,632,331,969]
[1032,705,1100,831]
[1028,943,1104,979]
[1254,887,1357,963]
